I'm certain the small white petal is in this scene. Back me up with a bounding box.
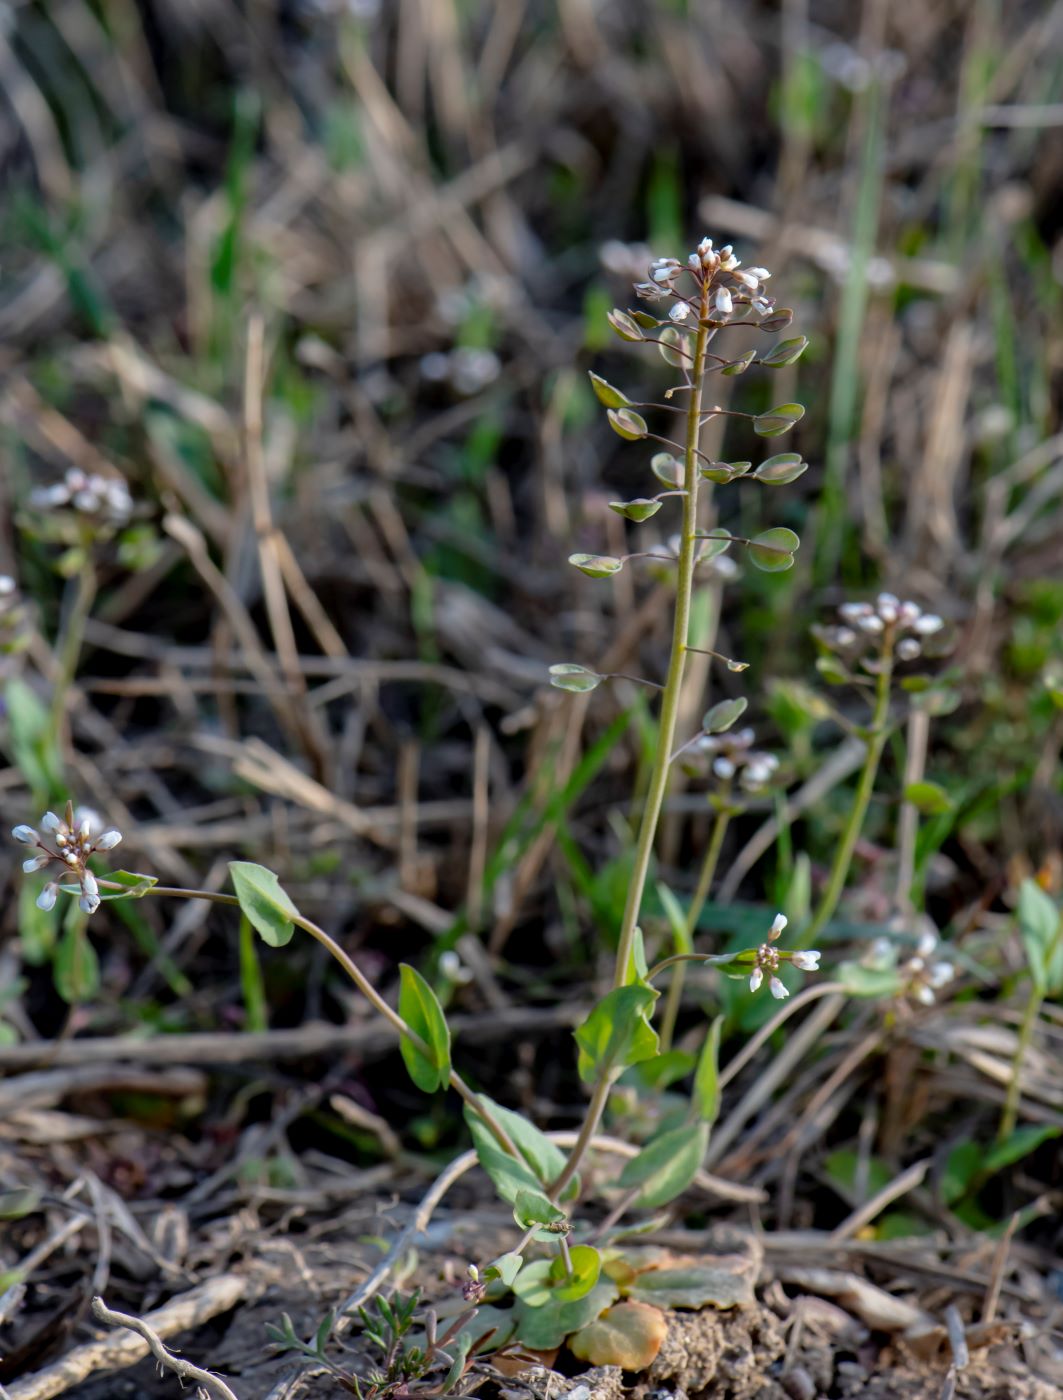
[792,951,821,971]
[769,976,790,1000]
[916,930,938,958]
[914,985,935,1006]
[23,855,49,873]
[749,967,764,993]
[713,287,733,314]
[746,267,771,280]
[713,757,736,780]
[81,871,99,898]
[896,639,921,661]
[839,602,872,621]
[12,825,38,845]
[929,961,955,988]
[94,830,122,851]
[877,592,899,609]
[79,893,101,915]
[859,615,885,634]
[914,614,944,635]
[36,884,58,911]
[770,913,788,936]
[40,812,62,833]
[669,301,691,322]
[898,601,921,626]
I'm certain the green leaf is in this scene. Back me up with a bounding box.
[54,922,99,1004]
[625,1258,755,1309]
[4,677,63,799]
[753,452,808,485]
[617,1122,708,1208]
[981,1124,1061,1177]
[748,526,799,572]
[695,526,733,560]
[575,985,659,1084]
[702,696,748,733]
[549,663,603,693]
[588,372,631,409]
[836,960,903,999]
[513,1279,618,1352]
[760,336,809,368]
[633,1049,696,1090]
[483,1252,523,1287]
[464,1096,579,1203]
[650,452,682,487]
[511,1258,557,1307]
[229,862,298,948]
[569,553,623,579]
[608,498,662,522]
[623,927,650,986]
[569,1301,667,1369]
[902,781,953,816]
[941,1140,983,1204]
[606,408,648,441]
[99,870,159,900]
[692,1016,723,1123]
[753,402,804,437]
[656,325,688,367]
[720,350,756,376]
[550,1245,602,1302]
[657,880,693,953]
[1018,879,1063,995]
[758,307,795,331]
[512,1189,567,1241]
[397,963,451,1093]
[607,309,644,342]
[816,655,851,685]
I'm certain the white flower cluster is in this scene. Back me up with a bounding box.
[30,468,133,526]
[863,929,955,1006]
[12,805,122,915]
[690,726,780,793]
[419,347,501,396]
[634,237,775,322]
[816,593,946,667]
[746,913,820,1000]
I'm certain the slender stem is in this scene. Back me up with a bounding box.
[659,804,731,1054]
[803,648,893,947]
[550,289,713,1200]
[998,983,1041,1143]
[101,880,520,1159]
[50,555,97,744]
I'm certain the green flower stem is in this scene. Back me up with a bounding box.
[659,801,731,1054]
[49,555,97,744]
[998,981,1042,1144]
[802,649,893,948]
[550,290,713,1202]
[104,881,520,1160]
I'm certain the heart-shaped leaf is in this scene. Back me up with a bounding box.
[607,310,644,342]
[694,526,733,560]
[757,307,795,331]
[753,453,808,485]
[512,1190,567,1241]
[760,335,809,367]
[753,403,804,437]
[549,663,603,693]
[607,408,648,440]
[747,526,799,572]
[703,696,748,733]
[609,498,662,522]
[589,372,631,409]
[550,1245,601,1302]
[569,553,624,579]
[720,350,756,376]
[651,453,683,487]
[575,985,658,1084]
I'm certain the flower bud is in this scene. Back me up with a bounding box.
[94,830,122,850]
[12,825,38,845]
[791,950,821,971]
[37,883,58,911]
[769,976,789,999]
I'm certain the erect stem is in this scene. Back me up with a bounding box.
[550,288,713,1201]
[998,981,1042,1144]
[101,881,520,1159]
[50,553,97,746]
[659,800,731,1054]
[802,646,893,948]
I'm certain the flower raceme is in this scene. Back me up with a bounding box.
[11,802,122,915]
[746,914,820,1000]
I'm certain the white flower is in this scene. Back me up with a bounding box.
[713,756,736,780]
[770,913,788,937]
[769,976,789,999]
[898,601,921,626]
[746,267,771,281]
[749,967,764,993]
[697,237,714,256]
[95,830,122,850]
[652,267,672,284]
[79,892,101,915]
[914,614,944,635]
[896,638,921,661]
[839,602,872,622]
[834,627,857,648]
[23,855,49,873]
[36,884,58,912]
[928,961,955,988]
[914,985,935,1006]
[713,287,733,315]
[41,812,62,833]
[859,614,885,634]
[669,302,691,322]
[916,930,938,958]
[12,825,38,845]
[792,950,821,971]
